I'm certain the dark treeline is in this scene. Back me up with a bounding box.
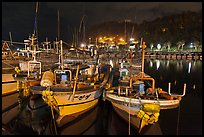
[87,10,202,46]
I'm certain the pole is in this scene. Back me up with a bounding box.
[70,65,80,101]
[124,20,126,42]
[9,32,13,46]
[176,103,181,135]
[58,10,60,41]
[60,40,64,71]
[128,95,131,135]
[141,38,146,78]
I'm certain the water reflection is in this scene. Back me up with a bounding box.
[147,59,201,75]
[188,62,191,73]
[166,60,169,68]
[145,59,202,95]
[156,60,160,70]
[149,60,153,68]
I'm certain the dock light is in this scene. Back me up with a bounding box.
[157,44,161,50]
[130,38,134,41]
[81,43,85,48]
[119,38,124,41]
[190,43,194,48]
[188,62,192,73]
[156,60,160,70]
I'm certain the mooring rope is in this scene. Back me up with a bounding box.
[176,103,181,135]
[128,96,131,135]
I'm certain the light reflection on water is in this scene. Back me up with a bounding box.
[144,59,202,135]
[145,59,202,93]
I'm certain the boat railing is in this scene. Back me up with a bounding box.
[117,86,131,96]
[132,76,155,90]
[168,82,186,97]
[27,60,42,79]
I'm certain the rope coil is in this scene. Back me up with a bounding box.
[42,87,59,113]
[137,110,160,125]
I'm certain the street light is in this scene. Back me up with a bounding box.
[157,44,161,50]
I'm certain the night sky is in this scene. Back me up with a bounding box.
[2,2,202,44]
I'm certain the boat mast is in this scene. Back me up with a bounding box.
[34,2,39,50]
[30,34,37,61]
[58,10,60,41]
[60,40,64,71]
[9,32,13,46]
[129,51,133,88]
[141,38,145,78]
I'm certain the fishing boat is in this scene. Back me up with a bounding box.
[105,42,186,134]
[2,64,18,95]
[2,41,29,131]
[18,38,110,132]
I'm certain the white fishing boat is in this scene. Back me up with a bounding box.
[105,42,186,134]
[2,41,19,95]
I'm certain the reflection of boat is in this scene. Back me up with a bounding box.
[105,42,186,134]
[50,104,100,135]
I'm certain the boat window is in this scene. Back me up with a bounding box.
[61,74,67,81]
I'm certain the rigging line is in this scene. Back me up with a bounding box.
[62,41,72,47]
[9,32,13,46]
[51,106,58,135]
[2,40,25,45]
[128,94,131,135]
[2,61,16,68]
[58,10,60,40]
[34,2,39,37]
[176,103,181,135]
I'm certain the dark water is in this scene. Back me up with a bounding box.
[144,59,202,135]
[3,59,202,135]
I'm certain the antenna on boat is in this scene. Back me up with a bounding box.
[33,2,39,48]
[27,33,42,78]
[79,15,87,48]
[60,40,64,71]
[44,37,50,53]
[58,10,60,41]
[30,34,37,61]
[9,32,13,46]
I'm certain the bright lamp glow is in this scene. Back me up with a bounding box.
[157,44,161,50]
[81,43,85,48]
[130,38,134,41]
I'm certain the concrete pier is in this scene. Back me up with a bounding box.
[145,51,202,60]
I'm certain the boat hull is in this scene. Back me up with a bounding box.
[112,102,141,130]
[31,85,102,127]
[105,92,180,133]
[55,89,101,127]
[2,74,17,95]
[106,93,180,110]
